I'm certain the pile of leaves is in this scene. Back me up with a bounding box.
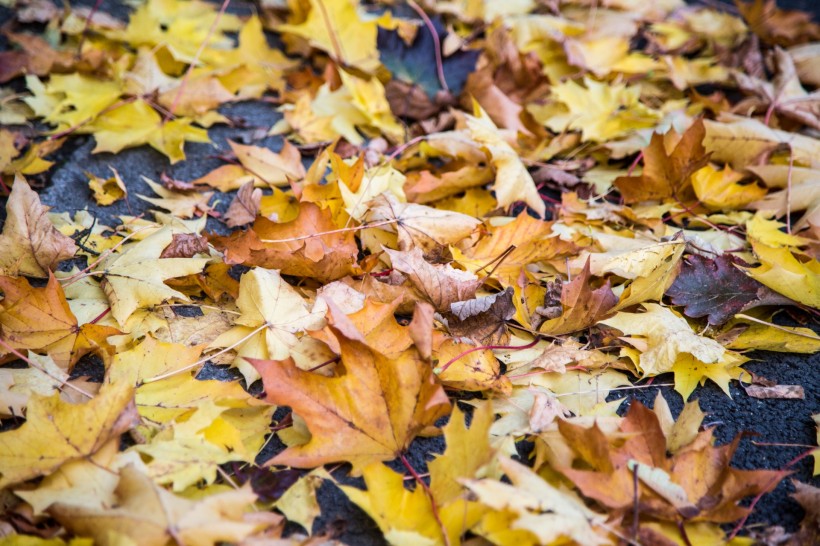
[1,0,819,544]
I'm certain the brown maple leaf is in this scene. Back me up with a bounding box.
[614,120,711,204]
[249,325,450,472]
[557,400,788,524]
[538,259,618,336]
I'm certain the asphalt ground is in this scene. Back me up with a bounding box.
[0,1,818,543]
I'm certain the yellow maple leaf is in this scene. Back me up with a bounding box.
[0,382,137,488]
[691,164,767,210]
[465,105,546,217]
[209,267,326,384]
[745,240,820,308]
[532,77,660,142]
[97,227,211,326]
[278,0,380,73]
[87,100,209,164]
[601,303,726,377]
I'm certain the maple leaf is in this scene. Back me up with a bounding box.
[341,405,493,545]
[465,105,546,218]
[534,77,660,143]
[49,464,269,546]
[97,226,211,326]
[557,399,789,524]
[736,0,820,47]
[703,114,820,169]
[538,259,618,335]
[384,247,481,313]
[278,0,381,73]
[744,240,820,309]
[666,254,793,325]
[0,382,137,488]
[614,119,710,204]
[87,100,209,164]
[367,193,482,254]
[209,267,325,384]
[0,177,77,277]
[211,202,359,283]
[601,303,726,377]
[690,163,767,210]
[378,17,479,98]
[0,274,118,368]
[250,325,450,472]
[463,456,610,546]
[734,47,820,130]
[455,212,577,287]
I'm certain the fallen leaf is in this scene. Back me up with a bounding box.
[0,382,137,488]
[224,182,262,228]
[98,227,210,326]
[250,325,450,472]
[50,464,268,546]
[0,176,77,277]
[666,253,792,325]
[614,120,710,204]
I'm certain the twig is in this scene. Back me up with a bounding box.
[406,0,449,93]
[735,314,819,340]
[259,219,398,244]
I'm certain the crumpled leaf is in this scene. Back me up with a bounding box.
[538,259,618,335]
[0,176,77,277]
[440,288,516,346]
[384,247,481,312]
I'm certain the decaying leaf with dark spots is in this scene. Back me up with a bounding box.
[666,253,792,325]
[439,287,515,345]
[159,233,210,259]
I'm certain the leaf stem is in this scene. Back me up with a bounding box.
[141,321,270,384]
[436,337,539,374]
[399,453,452,546]
[0,338,94,399]
[258,219,398,244]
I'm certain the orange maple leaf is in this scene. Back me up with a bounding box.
[249,325,450,472]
